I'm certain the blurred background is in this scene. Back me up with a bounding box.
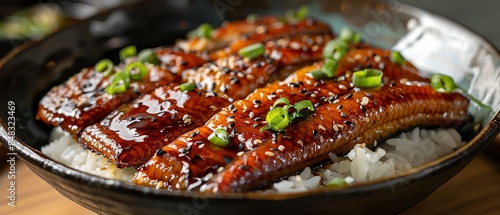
[0,0,498,58]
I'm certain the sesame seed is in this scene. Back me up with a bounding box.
[244,120,251,124]
[265,151,275,156]
[276,89,284,93]
[318,125,326,132]
[254,139,263,144]
[361,96,369,105]
[199,143,205,148]
[246,74,255,80]
[297,140,304,147]
[333,99,340,104]
[332,124,339,132]
[278,145,285,151]
[374,55,382,63]
[339,84,347,90]
[217,167,224,172]
[237,151,244,157]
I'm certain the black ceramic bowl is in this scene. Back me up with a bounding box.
[1,1,499,214]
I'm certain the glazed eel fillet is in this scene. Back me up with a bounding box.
[37,16,330,136]
[80,34,334,167]
[178,16,332,60]
[133,48,434,190]
[203,82,470,193]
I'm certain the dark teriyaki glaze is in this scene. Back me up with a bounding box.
[36,64,182,136]
[133,48,434,191]
[202,83,469,193]
[80,86,229,167]
[80,34,335,168]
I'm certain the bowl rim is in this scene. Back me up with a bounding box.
[0,1,499,201]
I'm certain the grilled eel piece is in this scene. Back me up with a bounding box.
[36,62,183,136]
[208,18,331,61]
[132,48,430,190]
[203,83,470,193]
[177,16,332,60]
[80,34,333,167]
[184,34,333,100]
[80,87,230,167]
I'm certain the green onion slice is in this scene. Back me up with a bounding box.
[431,74,455,93]
[273,97,291,108]
[95,59,114,76]
[138,49,159,64]
[105,71,130,95]
[323,39,348,60]
[430,73,492,111]
[119,45,137,61]
[238,43,265,60]
[390,51,406,66]
[180,82,196,92]
[187,23,214,39]
[208,128,230,147]
[246,14,260,23]
[126,62,148,80]
[266,107,290,132]
[352,69,383,88]
[293,100,315,118]
[296,6,309,21]
[326,177,348,188]
[309,69,326,80]
[339,28,361,44]
[321,58,339,78]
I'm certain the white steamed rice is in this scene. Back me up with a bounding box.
[41,127,465,192]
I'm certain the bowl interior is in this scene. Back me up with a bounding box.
[0,0,499,215]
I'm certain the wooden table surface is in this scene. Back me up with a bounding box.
[1,137,500,215]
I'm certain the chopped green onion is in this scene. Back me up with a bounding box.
[246,14,260,23]
[180,82,195,92]
[309,69,326,80]
[266,107,290,132]
[187,23,214,39]
[273,98,291,108]
[119,45,137,61]
[296,6,309,21]
[321,58,339,78]
[326,177,347,188]
[430,74,493,112]
[95,59,114,76]
[352,69,383,88]
[238,43,265,60]
[208,128,230,147]
[259,125,270,132]
[126,62,148,80]
[105,71,130,95]
[293,100,314,118]
[138,49,159,64]
[390,51,406,66]
[431,74,455,93]
[322,39,348,60]
[339,28,361,44]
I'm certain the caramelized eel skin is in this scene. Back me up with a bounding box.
[208,18,332,60]
[80,87,230,167]
[37,16,331,136]
[79,34,333,168]
[36,65,181,136]
[204,83,469,193]
[132,48,431,190]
